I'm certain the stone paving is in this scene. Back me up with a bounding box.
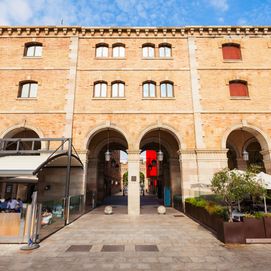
[1,200,271,270]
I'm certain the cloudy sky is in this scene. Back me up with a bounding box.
[0,0,270,26]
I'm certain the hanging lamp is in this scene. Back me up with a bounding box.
[105,129,111,162]
[158,129,163,162]
[241,128,249,161]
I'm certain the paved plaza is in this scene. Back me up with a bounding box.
[1,198,271,271]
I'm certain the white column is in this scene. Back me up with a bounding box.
[128,150,140,216]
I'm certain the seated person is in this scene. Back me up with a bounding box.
[41,208,53,225]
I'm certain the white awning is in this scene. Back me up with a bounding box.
[0,153,83,178]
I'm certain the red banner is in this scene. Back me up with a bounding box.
[146,150,157,177]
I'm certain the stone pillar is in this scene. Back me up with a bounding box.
[261,150,271,174]
[64,36,79,138]
[179,149,228,205]
[127,150,140,216]
[236,158,247,171]
[196,150,229,184]
[178,150,198,204]
[169,158,182,197]
[78,150,89,211]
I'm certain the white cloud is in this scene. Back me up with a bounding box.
[207,0,229,12]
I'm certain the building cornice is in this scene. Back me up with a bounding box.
[0,26,270,38]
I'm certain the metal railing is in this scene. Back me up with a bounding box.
[0,138,69,155]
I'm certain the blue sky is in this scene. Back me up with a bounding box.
[0,0,271,26]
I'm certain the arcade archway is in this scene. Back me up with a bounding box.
[85,127,129,209]
[139,128,181,208]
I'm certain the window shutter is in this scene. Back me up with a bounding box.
[229,82,248,96]
[222,45,241,60]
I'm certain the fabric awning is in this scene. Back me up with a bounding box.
[0,153,83,178]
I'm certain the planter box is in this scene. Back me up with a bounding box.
[220,222,245,244]
[264,217,271,238]
[243,217,265,239]
[185,202,271,243]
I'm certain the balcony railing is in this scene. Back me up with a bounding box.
[0,138,69,155]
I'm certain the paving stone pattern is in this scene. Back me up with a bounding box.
[0,205,271,271]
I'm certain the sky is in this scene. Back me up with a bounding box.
[0,0,271,27]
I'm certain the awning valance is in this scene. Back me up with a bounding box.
[0,153,83,178]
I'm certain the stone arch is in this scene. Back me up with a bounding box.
[137,123,181,150]
[84,123,129,150]
[0,124,44,139]
[222,123,271,151]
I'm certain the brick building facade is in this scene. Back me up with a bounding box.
[0,26,271,215]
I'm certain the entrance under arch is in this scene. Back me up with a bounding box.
[139,128,182,211]
[85,128,129,212]
[226,129,266,172]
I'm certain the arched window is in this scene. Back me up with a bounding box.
[222,43,241,60]
[142,81,156,97]
[94,81,107,97]
[142,44,155,58]
[160,81,173,97]
[112,44,125,58]
[229,80,248,97]
[18,81,38,98]
[111,81,125,97]
[159,43,171,57]
[96,43,109,57]
[24,42,43,57]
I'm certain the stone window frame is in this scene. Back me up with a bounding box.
[227,79,251,100]
[142,80,157,98]
[95,43,109,58]
[218,40,244,63]
[17,80,39,99]
[93,80,108,98]
[158,43,172,58]
[112,43,126,58]
[142,43,155,58]
[23,42,43,57]
[160,80,174,98]
[111,80,125,98]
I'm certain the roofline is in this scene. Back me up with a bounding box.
[0,25,270,37]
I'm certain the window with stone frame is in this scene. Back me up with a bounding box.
[111,81,125,97]
[94,81,107,97]
[96,43,109,57]
[159,43,171,58]
[160,81,174,97]
[229,80,248,97]
[18,81,38,98]
[142,81,156,97]
[222,43,242,60]
[24,42,43,57]
[142,44,155,58]
[112,44,125,58]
